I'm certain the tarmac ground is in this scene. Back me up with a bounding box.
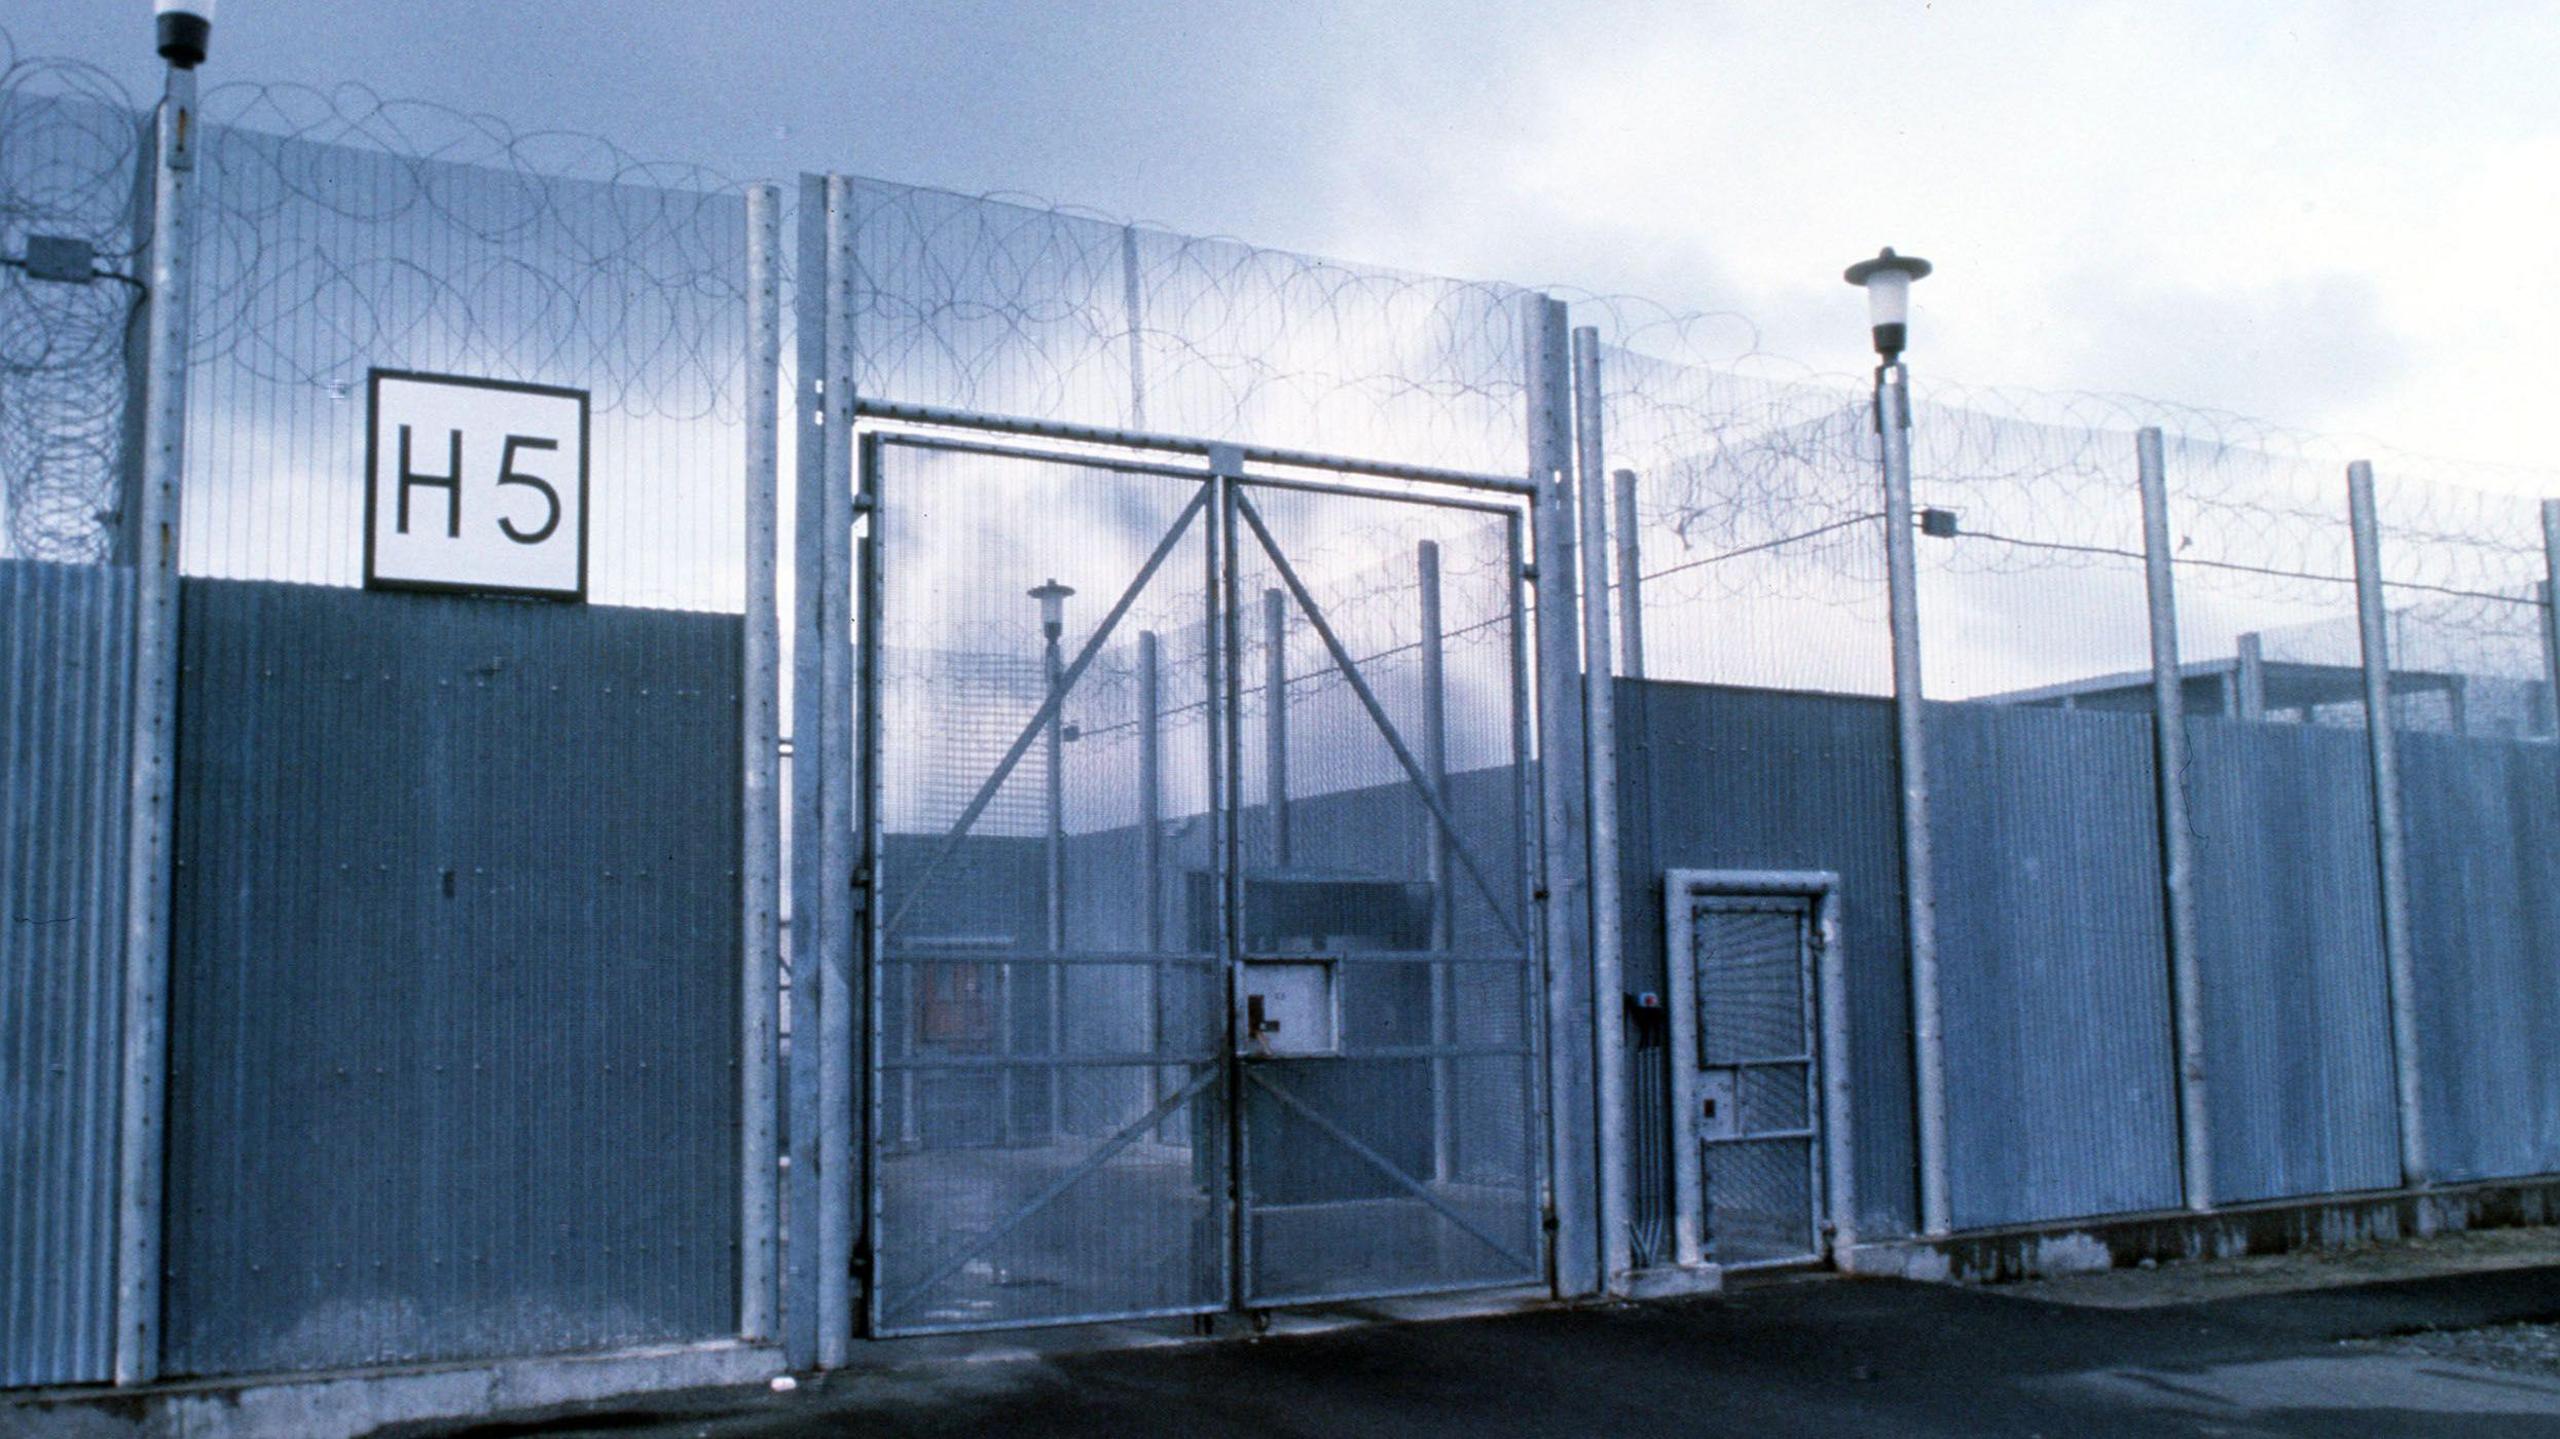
[388,1229,2560,1438]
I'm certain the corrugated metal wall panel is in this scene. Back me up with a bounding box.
[164,579,742,1377]
[1616,680,1916,1239]
[1928,702,2182,1230]
[2185,719,2399,1202]
[2401,731,2560,1184]
[1,560,130,1389]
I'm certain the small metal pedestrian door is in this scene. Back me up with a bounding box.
[1685,899,1823,1268]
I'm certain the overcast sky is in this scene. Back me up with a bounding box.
[19,1,2559,481]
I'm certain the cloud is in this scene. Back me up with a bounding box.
[2050,272,2412,428]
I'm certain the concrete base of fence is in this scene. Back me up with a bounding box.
[0,1339,782,1439]
[1623,1263,1725,1300]
[1841,1173,2560,1286]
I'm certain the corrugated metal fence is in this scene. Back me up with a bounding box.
[1617,680,1917,1239]
[0,560,131,1389]
[2403,730,2560,1184]
[2186,718,2399,1203]
[1622,678,2560,1247]
[1927,702,2183,1230]
[162,579,743,1376]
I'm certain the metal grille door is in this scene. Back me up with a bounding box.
[1689,901,1823,1268]
[1228,481,1541,1306]
[869,442,1226,1334]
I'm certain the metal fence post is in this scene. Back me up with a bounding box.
[1612,469,1646,681]
[1121,223,1147,431]
[1874,359,1951,1238]
[2541,502,2560,738]
[2137,428,2213,1213]
[2347,460,2427,1189]
[113,60,198,1388]
[1418,541,1456,1184]
[1264,587,1291,866]
[816,173,859,1364]
[2235,632,2268,721]
[782,172,828,1370]
[739,181,784,1341]
[1571,326,1630,1290]
[1139,630,1166,1133]
[1526,294,1596,1297]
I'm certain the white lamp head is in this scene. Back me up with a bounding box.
[1842,247,1933,361]
[1028,578,1075,636]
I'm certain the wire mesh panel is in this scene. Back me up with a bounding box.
[1228,479,1538,1306]
[183,107,748,608]
[843,178,1526,475]
[1600,346,1889,694]
[868,441,1225,1334]
[1688,901,1820,1268]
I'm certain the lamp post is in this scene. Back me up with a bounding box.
[1029,578,1075,1140]
[1842,246,1953,1237]
[117,0,213,1387]
[1029,579,1076,951]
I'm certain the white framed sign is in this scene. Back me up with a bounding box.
[364,369,590,600]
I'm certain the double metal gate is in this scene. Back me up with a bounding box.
[861,432,1542,1333]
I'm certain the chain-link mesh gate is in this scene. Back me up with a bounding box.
[863,435,1538,1333]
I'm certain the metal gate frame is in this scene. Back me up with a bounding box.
[850,418,1548,1334]
[1224,472,1546,1310]
[1660,870,1860,1271]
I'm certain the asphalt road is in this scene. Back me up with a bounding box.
[396,1265,2560,1438]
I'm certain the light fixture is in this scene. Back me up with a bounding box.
[154,0,215,69]
[1842,247,1933,362]
[1028,578,1075,639]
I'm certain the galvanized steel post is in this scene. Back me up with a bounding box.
[1571,326,1631,1290]
[1121,224,1147,431]
[1264,587,1291,866]
[1814,892,1859,1255]
[739,181,784,1339]
[114,61,197,1387]
[1139,630,1165,1127]
[1875,359,1951,1237]
[1525,294,1596,1297]
[2347,459,2427,1188]
[1418,541,1456,1184]
[816,173,859,1363]
[783,171,828,1370]
[1612,469,1645,681]
[2541,502,2560,737]
[1040,591,1066,1137]
[2137,428,2213,1213]
[2235,632,2267,721]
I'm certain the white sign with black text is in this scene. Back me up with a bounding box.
[365,369,590,600]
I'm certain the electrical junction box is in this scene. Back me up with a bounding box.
[24,235,97,284]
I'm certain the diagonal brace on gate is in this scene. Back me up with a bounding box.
[1243,1067,1537,1273]
[884,484,1212,940]
[1233,493,1527,948]
[881,1064,1225,1322]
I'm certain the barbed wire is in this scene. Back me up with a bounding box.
[0,32,145,561]
[6,21,2555,696]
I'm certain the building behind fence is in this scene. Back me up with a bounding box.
[4,21,2558,1424]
